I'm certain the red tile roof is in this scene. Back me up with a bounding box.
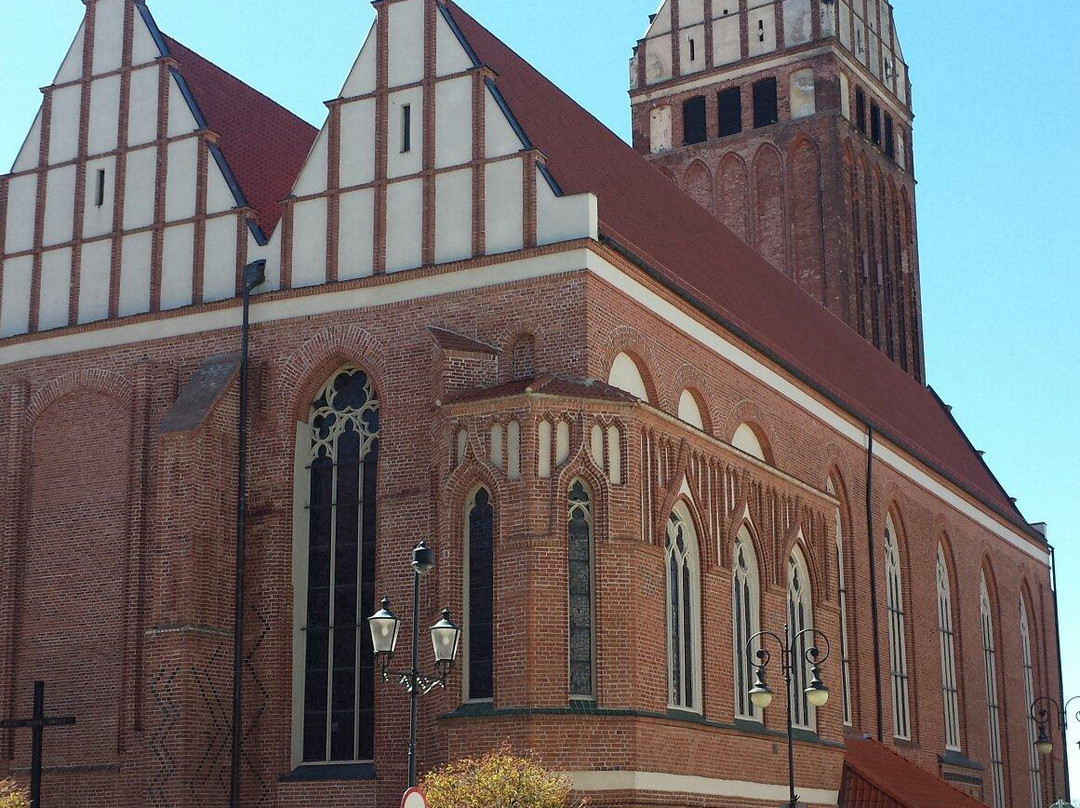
[842,738,987,808]
[160,35,317,239]
[443,1,1033,535]
[428,327,502,355]
[444,375,639,406]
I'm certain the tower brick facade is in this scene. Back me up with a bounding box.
[631,0,924,381]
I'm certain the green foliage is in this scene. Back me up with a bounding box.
[421,747,587,808]
[0,779,28,808]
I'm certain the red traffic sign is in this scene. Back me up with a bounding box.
[402,787,429,808]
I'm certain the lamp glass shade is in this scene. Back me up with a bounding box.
[1036,736,1054,757]
[368,599,401,656]
[430,609,461,664]
[749,686,774,710]
[805,682,831,708]
[412,541,436,576]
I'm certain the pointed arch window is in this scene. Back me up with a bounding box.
[466,488,495,701]
[568,481,595,699]
[1020,598,1041,808]
[788,546,815,731]
[884,515,910,740]
[828,477,853,727]
[733,526,761,721]
[936,545,961,752]
[296,367,379,764]
[666,505,701,712]
[981,574,1006,808]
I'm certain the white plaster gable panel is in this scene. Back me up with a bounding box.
[206,157,238,215]
[536,176,596,246]
[49,85,82,164]
[784,0,813,46]
[680,24,707,76]
[385,179,423,273]
[92,0,125,75]
[434,169,472,265]
[293,127,329,197]
[123,148,158,230]
[43,166,77,247]
[387,87,424,179]
[645,0,672,37]
[0,257,33,337]
[261,228,282,291]
[339,99,376,187]
[484,89,525,158]
[338,189,375,280]
[54,23,86,84]
[131,11,162,64]
[88,75,122,156]
[869,30,880,77]
[820,1,837,38]
[118,232,152,316]
[790,68,816,119]
[839,2,852,49]
[203,217,237,303]
[161,224,195,310]
[340,28,377,98]
[4,175,37,254]
[435,77,472,169]
[644,35,673,86]
[650,106,672,153]
[748,5,777,57]
[165,138,198,220]
[83,157,116,239]
[291,198,329,289]
[11,110,42,173]
[388,0,424,87]
[681,0,706,26]
[713,16,741,66]
[38,248,72,332]
[485,159,524,256]
[127,66,160,147]
[167,74,199,137]
[839,73,851,120]
[77,239,111,324]
[435,7,475,76]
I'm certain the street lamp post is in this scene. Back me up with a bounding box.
[746,625,832,808]
[1032,694,1080,801]
[368,541,461,789]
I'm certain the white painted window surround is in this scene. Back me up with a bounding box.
[787,545,815,731]
[884,515,910,740]
[828,477,853,727]
[666,503,702,712]
[733,526,761,722]
[1020,598,1041,808]
[936,545,961,752]
[981,574,1006,808]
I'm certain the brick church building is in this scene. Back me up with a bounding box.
[0,1,1065,807]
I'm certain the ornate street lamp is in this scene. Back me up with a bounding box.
[368,541,461,789]
[747,625,832,808]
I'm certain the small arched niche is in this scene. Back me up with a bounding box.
[732,422,767,462]
[678,389,706,431]
[607,352,650,402]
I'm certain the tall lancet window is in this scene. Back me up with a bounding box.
[568,481,595,699]
[466,488,495,701]
[1020,598,1041,808]
[298,367,380,764]
[733,526,761,721]
[787,546,815,730]
[666,504,701,712]
[884,515,911,740]
[828,477,853,726]
[981,574,1006,808]
[936,545,961,752]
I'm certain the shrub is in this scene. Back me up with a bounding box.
[420,747,586,808]
[0,779,28,808]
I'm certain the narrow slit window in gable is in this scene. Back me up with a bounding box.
[95,169,106,208]
[401,105,412,153]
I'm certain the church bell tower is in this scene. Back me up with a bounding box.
[631,0,925,381]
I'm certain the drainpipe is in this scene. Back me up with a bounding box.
[1050,544,1071,802]
[232,260,265,808]
[865,426,885,742]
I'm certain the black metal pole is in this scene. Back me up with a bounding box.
[231,261,264,808]
[864,427,885,742]
[408,567,421,788]
[29,682,43,808]
[783,628,798,808]
[1050,547,1071,802]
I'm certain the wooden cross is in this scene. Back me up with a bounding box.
[0,682,76,808]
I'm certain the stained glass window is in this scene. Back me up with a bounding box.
[981,574,1006,808]
[937,546,961,751]
[666,506,699,711]
[885,516,911,740]
[568,481,594,698]
[733,527,760,721]
[788,547,815,731]
[467,489,495,700]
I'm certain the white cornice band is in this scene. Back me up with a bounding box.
[572,770,839,805]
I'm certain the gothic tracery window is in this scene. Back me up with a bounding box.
[466,488,495,701]
[981,574,1006,808]
[666,504,700,711]
[1020,597,1041,808]
[936,545,961,752]
[568,481,595,699]
[828,476,853,727]
[885,515,911,740]
[733,526,761,721]
[787,546,815,731]
[298,367,379,764]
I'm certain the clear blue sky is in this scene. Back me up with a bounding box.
[2,0,1078,797]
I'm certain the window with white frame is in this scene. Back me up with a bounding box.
[666,504,701,712]
[936,545,961,752]
[981,574,1006,808]
[884,515,911,740]
[466,488,495,701]
[828,477,853,726]
[568,481,595,699]
[788,545,815,731]
[1020,597,1041,808]
[295,366,379,765]
[733,526,761,721]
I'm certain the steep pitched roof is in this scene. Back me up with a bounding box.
[443,1,1032,535]
[842,738,987,808]
[157,34,317,239]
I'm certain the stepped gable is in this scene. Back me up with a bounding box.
[442,0,1029,534]
[160,34,317,239]
[842,738,987,808]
